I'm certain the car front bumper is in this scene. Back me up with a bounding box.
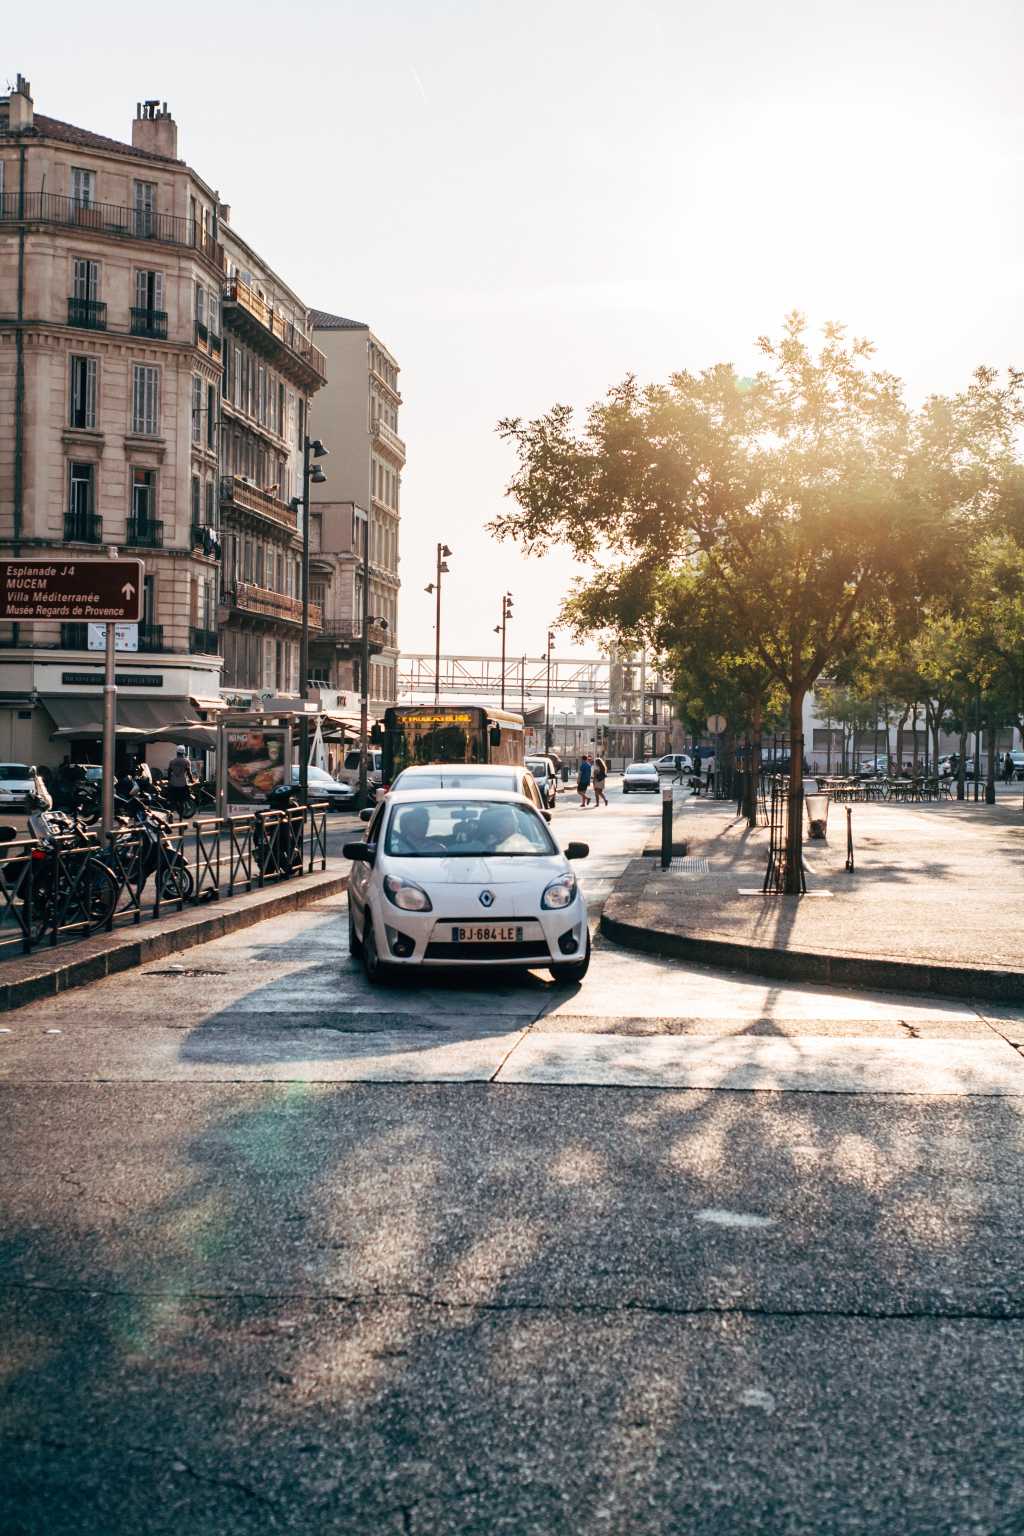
[372,897,589,968]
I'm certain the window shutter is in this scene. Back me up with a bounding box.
[154,272,164,310]
[135,270,147,309]
[85,358,97,428]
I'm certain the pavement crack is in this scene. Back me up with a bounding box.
[56,1170,134,1213]
[3,1434,278,1510]
[3,1278,1022,1324]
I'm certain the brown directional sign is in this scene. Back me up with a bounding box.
[0,558,144,622]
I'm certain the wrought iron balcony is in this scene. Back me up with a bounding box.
[67,297,107,331]
[318,618,390,653]
[130,307,168,339]
[64,511,102,543]
[61,623,89,649]
[189,626,220,654]
[191,523,222,559]
[1,191,224,269]
[222,278,327,386]
[228,582,322,629]
[220,474,297,533]
[126,516,164,548]
[195,319,209,345]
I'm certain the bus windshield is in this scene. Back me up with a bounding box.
[382,705,524,780]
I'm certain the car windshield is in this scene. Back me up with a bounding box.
[527,763,548,778]
[384,799,557,858]
[391,772,518,792]
[0,765,30,781]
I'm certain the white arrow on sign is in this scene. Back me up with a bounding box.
[121,582,136,601]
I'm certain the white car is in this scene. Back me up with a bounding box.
[344,789,591,983]
[525,755,559,808]
[0,763,39,809]
[338,749,383,789]
[653,753,693,776]
[622,761,660,794]
[289,765,356,810]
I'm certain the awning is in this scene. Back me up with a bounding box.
[42,697,200,738]
[191,696,227,714]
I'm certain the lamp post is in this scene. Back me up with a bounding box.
[544,629,555,752]
[293,435,328,797]
[424,543,451,706]
[493,592,513,708]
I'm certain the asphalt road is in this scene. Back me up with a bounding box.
[3,779,1024,1536]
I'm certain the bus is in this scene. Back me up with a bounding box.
[380,703,525,783]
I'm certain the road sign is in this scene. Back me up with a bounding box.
[88,623,138,652]
[707,713,727,734]
[0,558,144,622]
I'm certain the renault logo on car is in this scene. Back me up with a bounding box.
[479,889,495,908]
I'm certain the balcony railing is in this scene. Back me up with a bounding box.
[195,319,209,345]
[64,511,102,543]
[220,474,297,532]
[223,278,327,384]
[191,523,222,559]
[126,516,164,548]
[0,191,224,269]
[130,307,168,339]
[372,419,406,460]
[67,297,107,331]
[319,619,390,651]
[189,626,220,654]
[229,582,322,629]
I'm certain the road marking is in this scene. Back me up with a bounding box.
[695,1209,775,1229]
[496,1032,1024,1095]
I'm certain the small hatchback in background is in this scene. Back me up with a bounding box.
[622,761,660,794]
[0,764,39,809]
[525,755,559,808]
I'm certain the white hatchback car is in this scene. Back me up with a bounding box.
[345,789,590,983]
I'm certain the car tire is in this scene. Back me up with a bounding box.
[550,930,591,984]
[348,901,363,959]
[362,913,391,984]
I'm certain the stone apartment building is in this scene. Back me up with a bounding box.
[0,76,325,763]
[308,312,402,712]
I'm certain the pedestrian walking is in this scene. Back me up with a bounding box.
[592,756,608,806]
[576,754,593,807]
[166,744,198,818]
[1003,750,1015,783]
[704,751,716,794]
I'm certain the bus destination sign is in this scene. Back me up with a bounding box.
[0,558,144,622]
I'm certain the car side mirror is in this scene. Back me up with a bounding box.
[359,808,374,822]
[564,841,589,860]
[343,842,375,864]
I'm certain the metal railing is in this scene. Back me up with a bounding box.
[64,511,102,543]
[223,278,327,381]
[191,523,222,559]
[0,803,330,958]
[1,191,225,268]
[220,473,297,531]
[372,419,407,459]
[68,296,107,330]
[126,516,164,548]
[189,625,219,655]
[130,306,168,339]
[228,581,322,629]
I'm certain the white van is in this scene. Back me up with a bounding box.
[339,748,383,789]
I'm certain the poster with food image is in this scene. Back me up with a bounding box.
[225,727,288,806]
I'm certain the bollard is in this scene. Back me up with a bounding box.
[661,786,673,870]
[845,805,855,872]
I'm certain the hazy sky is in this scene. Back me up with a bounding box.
[8,0,1022,658]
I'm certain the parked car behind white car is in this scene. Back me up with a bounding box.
[288,766,356,809]
[622,761,660,794]
[338,749,383,789]
[382,762,548,814]
[345,789,591,983]
[0,763,43,809]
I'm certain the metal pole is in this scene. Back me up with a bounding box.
[102,621,116,833]
[433,542,442,706]
[299,434,310,797]
[500,603,507,709]
[358,508,371,806]
[661,785,672,870]
[544,634,552,751]
[974,684,981,803]
[520,654,526,715]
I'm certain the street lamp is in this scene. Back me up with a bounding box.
[544,629,555,752]
[424,542,452,705]
[292,435,329,797]
[495,592,513,708]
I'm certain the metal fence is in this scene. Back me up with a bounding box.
[0,803,329,959]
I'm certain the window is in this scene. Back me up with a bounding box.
[191,475,201,527]
[71,167,94,209]
[243,540,253,581]
[73,258,99,302]
[69,356,97,429]
[207,384,216,448]
[143,575,156,627]
[68,462,95,526]
[191,375,203,443]
[195,283,206,327]
[134,269,164,312]
[208,288,219,336]
[131,365,160,435]
[132,468,156,523]
[205,479,215,526]
[232,347,242,408]
[133,180,156,237]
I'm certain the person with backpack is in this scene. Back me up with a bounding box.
[592,755,608,807]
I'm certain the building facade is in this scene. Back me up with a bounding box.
[0,77,325,764]
[308,312,402,713]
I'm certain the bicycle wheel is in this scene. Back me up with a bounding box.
[82,860,118,930]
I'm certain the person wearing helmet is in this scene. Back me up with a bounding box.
[166,745,197,818]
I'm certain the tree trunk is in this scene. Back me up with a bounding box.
[986,720,996,805]
[744,700,763,827]
[911,704,920,775]
[784,686,805,895]
[956,726,967,800]
[895,705,910,774]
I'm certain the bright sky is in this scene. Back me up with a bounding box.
[8,0,1022,658]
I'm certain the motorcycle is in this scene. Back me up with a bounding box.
[107,790,195,901]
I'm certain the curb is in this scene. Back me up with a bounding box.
[0,870,348,1014]
[599,903,1024,1004]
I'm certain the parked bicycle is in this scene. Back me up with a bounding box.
[9,809,119,942]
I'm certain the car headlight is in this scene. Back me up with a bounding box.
[541,873,577,910]
[383,875,433,912]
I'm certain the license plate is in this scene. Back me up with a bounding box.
[451,924,523,943]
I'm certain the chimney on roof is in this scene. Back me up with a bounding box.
[132,98,177,159]
[9,74,33,130]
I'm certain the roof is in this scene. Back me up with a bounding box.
[26,112,182,165]
[309,308,369,331]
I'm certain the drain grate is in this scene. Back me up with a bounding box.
[649,856,710,872]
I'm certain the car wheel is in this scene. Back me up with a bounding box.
[348,900,363,958]
[362,912,390,984]
[550,930,591,984]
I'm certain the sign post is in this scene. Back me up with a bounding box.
[0,558,144,830]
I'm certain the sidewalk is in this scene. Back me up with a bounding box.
[600,788,1024,1000]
